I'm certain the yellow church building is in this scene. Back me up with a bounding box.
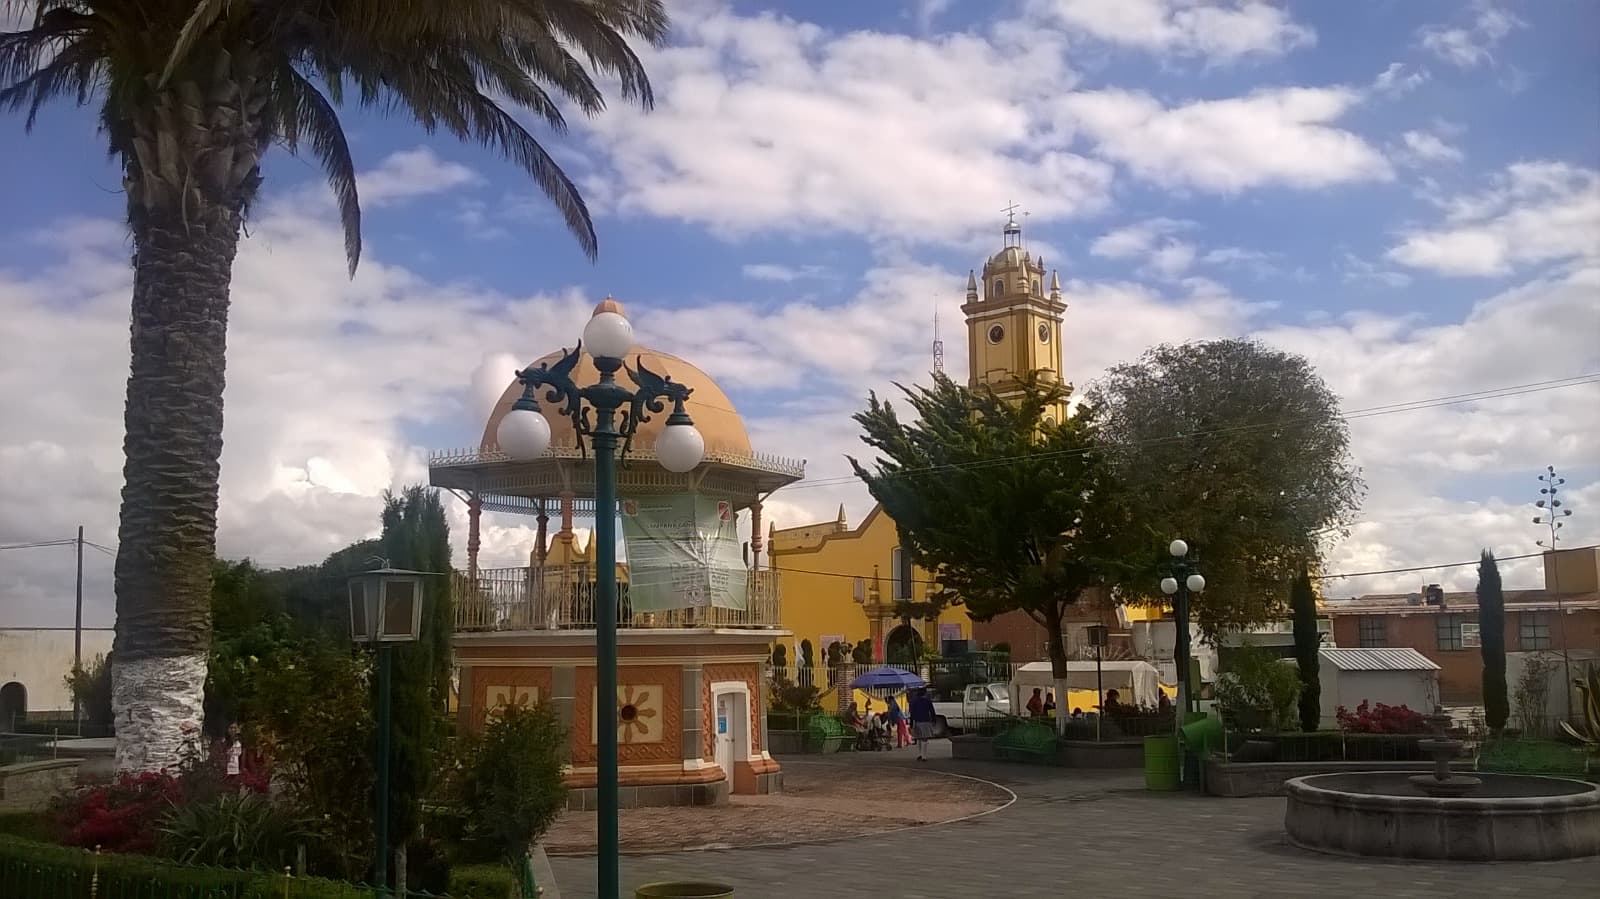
[768,212,1069,669]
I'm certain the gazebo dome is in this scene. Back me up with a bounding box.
[480,347,752,457]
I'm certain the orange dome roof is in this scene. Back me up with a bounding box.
[481,347,752,457]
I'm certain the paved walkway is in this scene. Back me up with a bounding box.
[547,744,1600,898]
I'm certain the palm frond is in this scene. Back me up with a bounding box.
[277,63,361,273]
[0,35,98,128]
[157,0,228,88]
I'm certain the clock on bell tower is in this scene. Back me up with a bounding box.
[961,210,1068,423]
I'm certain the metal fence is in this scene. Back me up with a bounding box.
[0,844,452,899]
[454,565,781,631]
[1213,727,1431,763]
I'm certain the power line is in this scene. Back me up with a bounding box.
[760,544,1596,590]
[0,539,79,550]
[782,373,1600,492]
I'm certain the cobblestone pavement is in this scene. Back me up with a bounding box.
[542,760,1009,853]
[547,742,1600,898]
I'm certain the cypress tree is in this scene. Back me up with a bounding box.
[1478,550,1508,732]
[375,486,454,875]
[1290,568,1322,732]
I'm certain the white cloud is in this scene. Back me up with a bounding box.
[577,4,1112,245]
[741,263,827,282]
[1389,162,1600,276]
[1372,62,1429,97]
[1034,0,1315,63]
[1417,4,1524,69]
[1062,87,1392,192]
[1341,253,1412,288]
[1398,129,1464,165]
[358,148,480,207]
[1090,217,1190,259]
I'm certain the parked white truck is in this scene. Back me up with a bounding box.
[931,682,1011,736]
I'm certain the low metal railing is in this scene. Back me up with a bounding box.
[453,565,781,631]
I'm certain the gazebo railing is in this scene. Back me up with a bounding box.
[453,565,782,631]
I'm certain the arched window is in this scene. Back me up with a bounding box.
[1032,280,1040,294]
[993,279,1004,296]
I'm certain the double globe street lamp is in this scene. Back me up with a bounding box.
[1159,539,1205,723]
[496,300,705,899]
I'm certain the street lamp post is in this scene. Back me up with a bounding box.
[497,301,706,899]
[347,564,427,898]
[1159,539,1205,725]
[1087,624,1108,742]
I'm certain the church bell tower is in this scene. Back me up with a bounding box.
[962,210,1068,424]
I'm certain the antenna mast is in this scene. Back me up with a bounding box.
[932,299,944,375]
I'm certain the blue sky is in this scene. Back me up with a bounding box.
[2,0,1597,626]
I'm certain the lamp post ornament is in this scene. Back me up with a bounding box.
[496,299,705,899]
[1160,539,1205,727]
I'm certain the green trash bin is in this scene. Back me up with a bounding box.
[636,883,735,899]
[1144,734,1181,791]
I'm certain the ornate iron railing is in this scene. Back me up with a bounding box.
[453,565,782,631]
[430,443,805,478]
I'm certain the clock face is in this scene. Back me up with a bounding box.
[987,324,1004,344]
[1038,323,1051,343]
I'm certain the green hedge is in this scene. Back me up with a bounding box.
[0,835,450,898]
[0,812,54,843]
[1226,731,1425,763]
[448,863,517,898]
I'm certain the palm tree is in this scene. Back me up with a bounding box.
[1,0,667,772]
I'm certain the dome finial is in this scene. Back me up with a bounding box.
[593,295,625,316]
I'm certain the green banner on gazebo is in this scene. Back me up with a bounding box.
[621,494,747,612]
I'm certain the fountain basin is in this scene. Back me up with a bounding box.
[1285,772,1600,861]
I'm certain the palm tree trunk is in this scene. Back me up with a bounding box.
[112,208,241,772]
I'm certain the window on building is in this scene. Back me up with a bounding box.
[1436,614,1464,651]
[891,547,913,601]
[1520,612,1551,650]
[1358,616,1386,647]
[994,279,1004,297]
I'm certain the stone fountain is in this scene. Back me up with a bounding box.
[1408,714,1481,798]
[1284,713,1600,860]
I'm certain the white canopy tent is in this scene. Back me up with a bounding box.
[1009,660,1164,709]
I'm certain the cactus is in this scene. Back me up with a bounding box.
[1559,663,1600,750]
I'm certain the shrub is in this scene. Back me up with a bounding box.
[450,862,518,898]
[1214,644,1300,732]
[159,790,315,870]
[54,771,181,854]
[0,836,256,899]
[64,654,114,732]
[1335,700,1428,734]
[0,811,54,842]
[455,704,567,867]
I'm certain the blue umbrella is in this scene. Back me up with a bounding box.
[849,666,927,695]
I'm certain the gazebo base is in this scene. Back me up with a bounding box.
[456,626,786,808]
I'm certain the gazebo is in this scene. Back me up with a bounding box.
[430,340,804,807]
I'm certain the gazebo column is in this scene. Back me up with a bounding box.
[466,492,482,582]
[749,501,764,571]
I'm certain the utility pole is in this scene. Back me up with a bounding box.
[74,525,84,727]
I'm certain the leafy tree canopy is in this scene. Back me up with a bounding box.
[850,372,1136,677]
[1088,339,1363,636]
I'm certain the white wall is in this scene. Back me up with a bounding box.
[0,628,114,715]
[1507,649,1599,732]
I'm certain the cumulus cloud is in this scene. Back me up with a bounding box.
[358,147,481,207]
[1033,0,1315,63]
[1062,87,1392,192]
[1398,130,1464,165]
[1418,4,1524,69]
[1388,162,1600,276]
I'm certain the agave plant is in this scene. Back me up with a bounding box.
[1559,663,1600,750]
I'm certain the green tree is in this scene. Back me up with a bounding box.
[850,373,1133,682]
[1,0,669,771]
[1478,550,1509,732]
[1088,339,1363,637]
[1290,569,1321,732]
[374,485,453,879]
[456,704,568,894]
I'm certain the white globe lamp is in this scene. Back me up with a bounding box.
[656,421,705,473]
[583,298,634,360]
[497,407,551,461]
[1168,539,1188,558]
[1160,577,1179,596]
[1186,573,1206,593]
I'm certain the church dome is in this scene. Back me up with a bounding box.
[480,345,752,457]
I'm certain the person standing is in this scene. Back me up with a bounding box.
[886,693,910,748]
[909,689,937,761]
